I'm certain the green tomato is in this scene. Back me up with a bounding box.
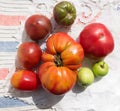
[77,67,94,86]
[53,1,76,26]
[92,61,109,77]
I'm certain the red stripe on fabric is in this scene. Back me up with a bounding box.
[0,68,9,80]
[0,15,26,26]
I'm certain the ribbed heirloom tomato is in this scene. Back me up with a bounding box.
[38,32,84,95]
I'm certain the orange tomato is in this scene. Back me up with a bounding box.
[39,32,84,95]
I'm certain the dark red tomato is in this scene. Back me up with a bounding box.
[79,23,114,59]
[17,42,42,69]
[25,14,52,41]
[11,70,40,91]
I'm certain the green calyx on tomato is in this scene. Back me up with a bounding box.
[53,1,76,26]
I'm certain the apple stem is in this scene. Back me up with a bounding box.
[100,62,105,68]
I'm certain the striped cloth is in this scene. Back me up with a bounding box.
[0,0,120,111]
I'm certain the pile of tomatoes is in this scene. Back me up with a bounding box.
[10,1,114,95]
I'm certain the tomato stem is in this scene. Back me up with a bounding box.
[54,53,63,67]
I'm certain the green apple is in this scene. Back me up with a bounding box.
[92,61,109,77]
[77,67,94,86]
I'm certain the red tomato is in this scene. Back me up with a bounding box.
[79,23,114,59]
[25,14,52,41]
[39,32,84,95]
[17,42,42,69]
[11,70,40,90]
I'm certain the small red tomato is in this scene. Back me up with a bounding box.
[25,14,52,41]
[11,70,40,90]
[79,23,114,59]
[17,42,42,69]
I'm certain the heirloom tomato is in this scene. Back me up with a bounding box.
[38,32,84,95]
[53,1,76,26]
[17,42,42,69]
[11,70,40,91]
[25,14,52,41]
[79,23,114,59]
